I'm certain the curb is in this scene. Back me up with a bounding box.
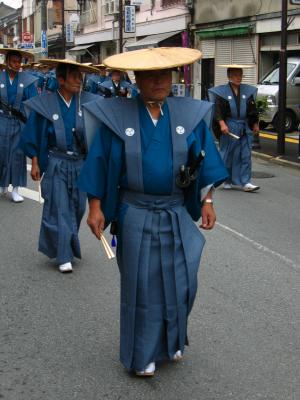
[252,151,300,171]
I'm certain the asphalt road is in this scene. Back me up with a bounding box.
[0,159,299,400]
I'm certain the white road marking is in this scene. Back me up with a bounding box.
[216,221,300,270]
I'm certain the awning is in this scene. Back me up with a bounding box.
[196,24,253,39]
[125,30,182,51]
[68,44,95,55]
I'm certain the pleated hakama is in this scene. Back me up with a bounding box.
[39,152,86,264]
[117,191,205,371]
[0,115,26,188]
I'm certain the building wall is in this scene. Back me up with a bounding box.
[193,0,300,25]
[75,0,190,53]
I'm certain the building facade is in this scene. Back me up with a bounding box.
[0,3,22,53]
[72,0,191,62]
[192,0,300,99]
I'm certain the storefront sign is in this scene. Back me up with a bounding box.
[22,32,33,43]
[124,6,135,33]
[66,23,74,43]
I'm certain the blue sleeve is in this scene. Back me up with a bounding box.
[77,123,115,199]
[187,120,228,189]
[25,82,38,99]
[19,111,49,173]
[184,120,228,221]
[77,123,125,226]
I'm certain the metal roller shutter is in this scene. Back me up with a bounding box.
[215,35,257,85]
[200,39,215,59]
[215,38,232,85]
[232,36,257,85]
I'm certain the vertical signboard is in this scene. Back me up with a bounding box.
[41,30,48,57]
[124,6,136,33]
[66,23,74,43]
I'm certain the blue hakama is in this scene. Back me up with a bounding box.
[0,71,37,188]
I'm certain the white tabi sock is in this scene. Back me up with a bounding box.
[136,362,155,376]
[11,187,24,202]
[58,262,73,273]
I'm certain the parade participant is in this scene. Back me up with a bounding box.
[0,48,38,202]
[19,59,99,273]
[208,64,260,192]
[77,48,228,375]
[94,64,107,81]
[99,69,131,97]
[83,64,107,94]
[45,68,59,92]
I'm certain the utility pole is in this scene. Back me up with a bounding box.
[40,0,48,58]
[277,0,288,155]
[118,0,123,53]
[61,0,66,58]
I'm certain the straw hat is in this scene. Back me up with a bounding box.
[38,58,100,74]
[217,64,254,69]
[93,63,106,68]
[0,48,34,60]
[103,47,202,71]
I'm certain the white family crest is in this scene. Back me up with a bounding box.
[125,128,135,136]
[176,126,185,135]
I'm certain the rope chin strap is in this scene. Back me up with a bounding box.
[146,101,164,116]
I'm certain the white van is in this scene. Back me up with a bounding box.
[257,57,300,132]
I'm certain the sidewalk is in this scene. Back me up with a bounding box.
[252,130,300,170]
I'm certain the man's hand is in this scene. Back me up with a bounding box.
[219,120,229,135]
[252,122,260,135]
[87,199,105,240]
[200,204,216,230]
[31,157,40,181]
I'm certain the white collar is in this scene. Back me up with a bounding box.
[146,107,158,126]
[57,90,73,108]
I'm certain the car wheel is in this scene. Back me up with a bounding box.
[273,111,296,132]
[259,121,268,130]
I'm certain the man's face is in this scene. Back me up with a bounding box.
[7,55,22,72]
[228,69,243,86]
[111,71,121,83]
[135,69,172,102]
[99,67,106,77]
[58,68,82,94]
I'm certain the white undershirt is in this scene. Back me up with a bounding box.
[146,107,158,126]
[57,90,72,108]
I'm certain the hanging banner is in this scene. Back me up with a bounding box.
[124,6,136,33]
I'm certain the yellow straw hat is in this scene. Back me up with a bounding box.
[103,47,202,71]
[217,64,254,69]
[0,47,34,60]
[38,58,101,74]
[93,63,106,68]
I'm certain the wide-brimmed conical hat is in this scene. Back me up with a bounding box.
[38,58,100,74]
[217,64,254,69]
[0,48,34,60]
[103,47,202,71]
